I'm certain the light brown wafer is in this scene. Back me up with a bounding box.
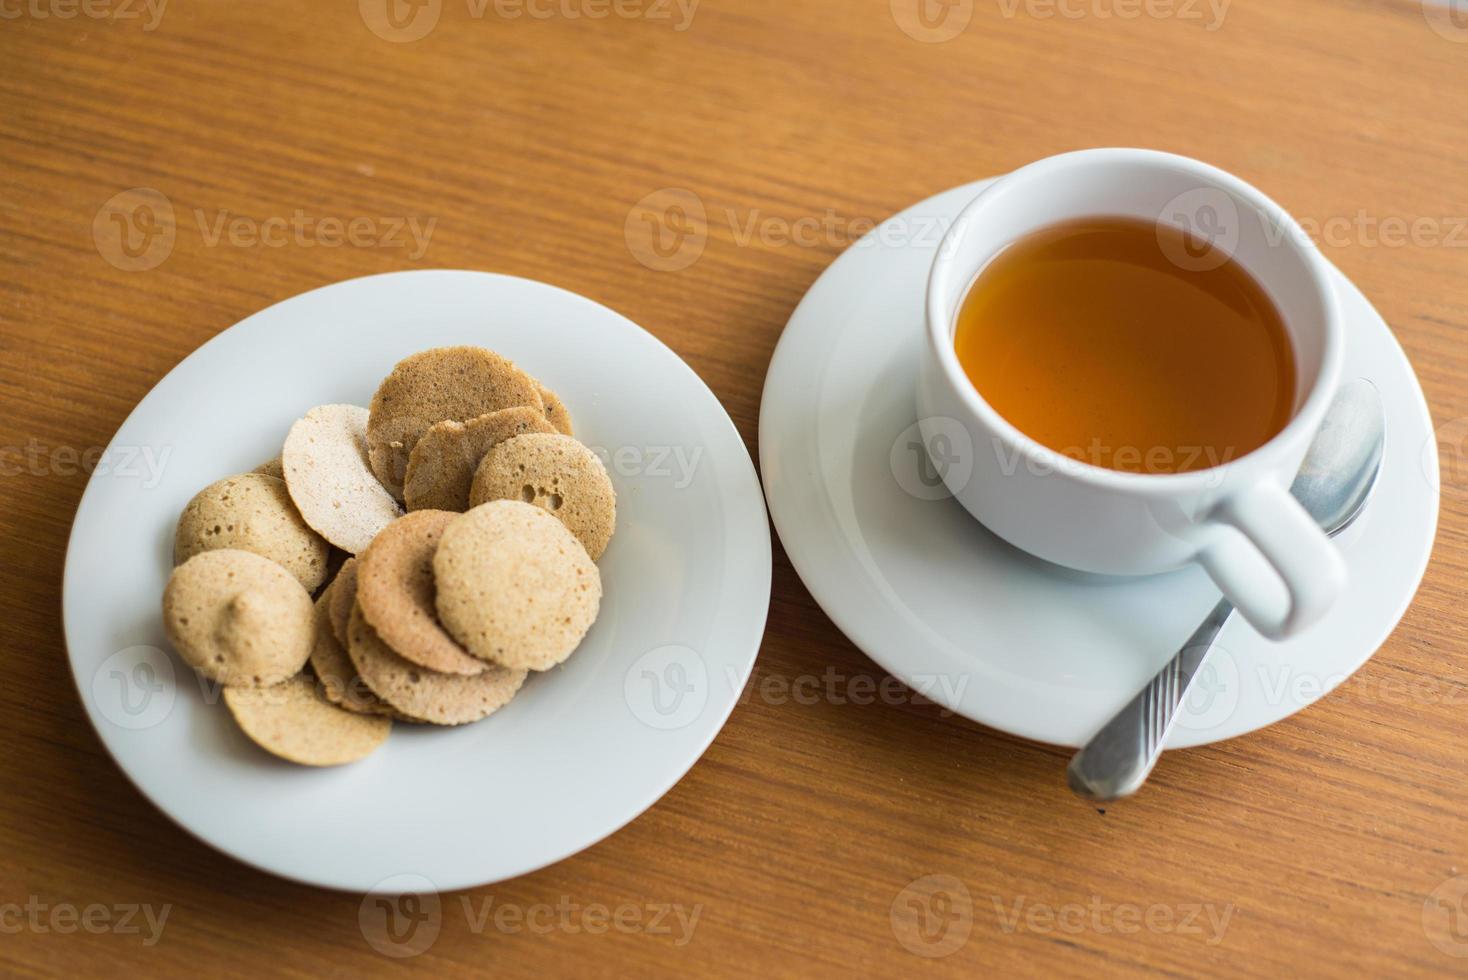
[283,404,401,555]
[356,511,487,676]
[469,433,616,560]
[252,457,284,479]
[402,407,555,513]
[308,593,391,715]
[163,549,314,687]
[537,384,574,436]
[433,500,602,671]
[223,673,390,766]
[175,473,330,591]
[328,556,358,647]
[366,346,544,498]
[346,603,527,726]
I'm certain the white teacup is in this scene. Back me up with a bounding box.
[918,148,1346,640]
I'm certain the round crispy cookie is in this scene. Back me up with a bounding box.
[252,457,284,479]
[175,473,330,591]
[434,500,602,672]
[309,592,391,715]
[366,346,543,498]
[402,407,555,513]
[356,511,487,676]
[346,604,527,726]
[163,549,314,687]
[537,384,573,436]
[328,556,358,647]
[224,673,390,766]
[469,433,616,560]
[283,404,401,554]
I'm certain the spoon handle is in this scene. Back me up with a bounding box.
[1067,599,1235,802]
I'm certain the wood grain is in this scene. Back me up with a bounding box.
[2,0,1466,975]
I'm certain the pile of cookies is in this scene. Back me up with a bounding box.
[161,346,616,766]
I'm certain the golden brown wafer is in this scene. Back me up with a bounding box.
[433,500,601,672]
[537,384,574,436]
[328,556,358,647]
[224,673,390,766]
[175,473,330,591]
[356,511,488,676]
[346,603,527,726]
[308,593,391,716]
[163,549,314,687]
[402,407,554,513]
[469,433,616,560]
[252,457,284,479]
[366,346,543,498]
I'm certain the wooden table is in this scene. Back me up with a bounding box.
[4,0,1466,975]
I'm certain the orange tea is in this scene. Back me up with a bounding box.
[953,217,1296,474]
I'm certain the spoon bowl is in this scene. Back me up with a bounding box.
[1290,379,1385,536]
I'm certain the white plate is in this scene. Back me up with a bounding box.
[63,271,771,892]
[760,179,1439,748]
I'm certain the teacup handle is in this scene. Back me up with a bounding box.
[1198,481,1347,640]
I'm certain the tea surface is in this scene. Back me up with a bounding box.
[954,216,1296,474]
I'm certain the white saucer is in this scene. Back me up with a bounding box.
[760,180,1439,749]
[63,271,771,892]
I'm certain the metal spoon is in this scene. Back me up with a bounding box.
[1067,379,1386,802]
